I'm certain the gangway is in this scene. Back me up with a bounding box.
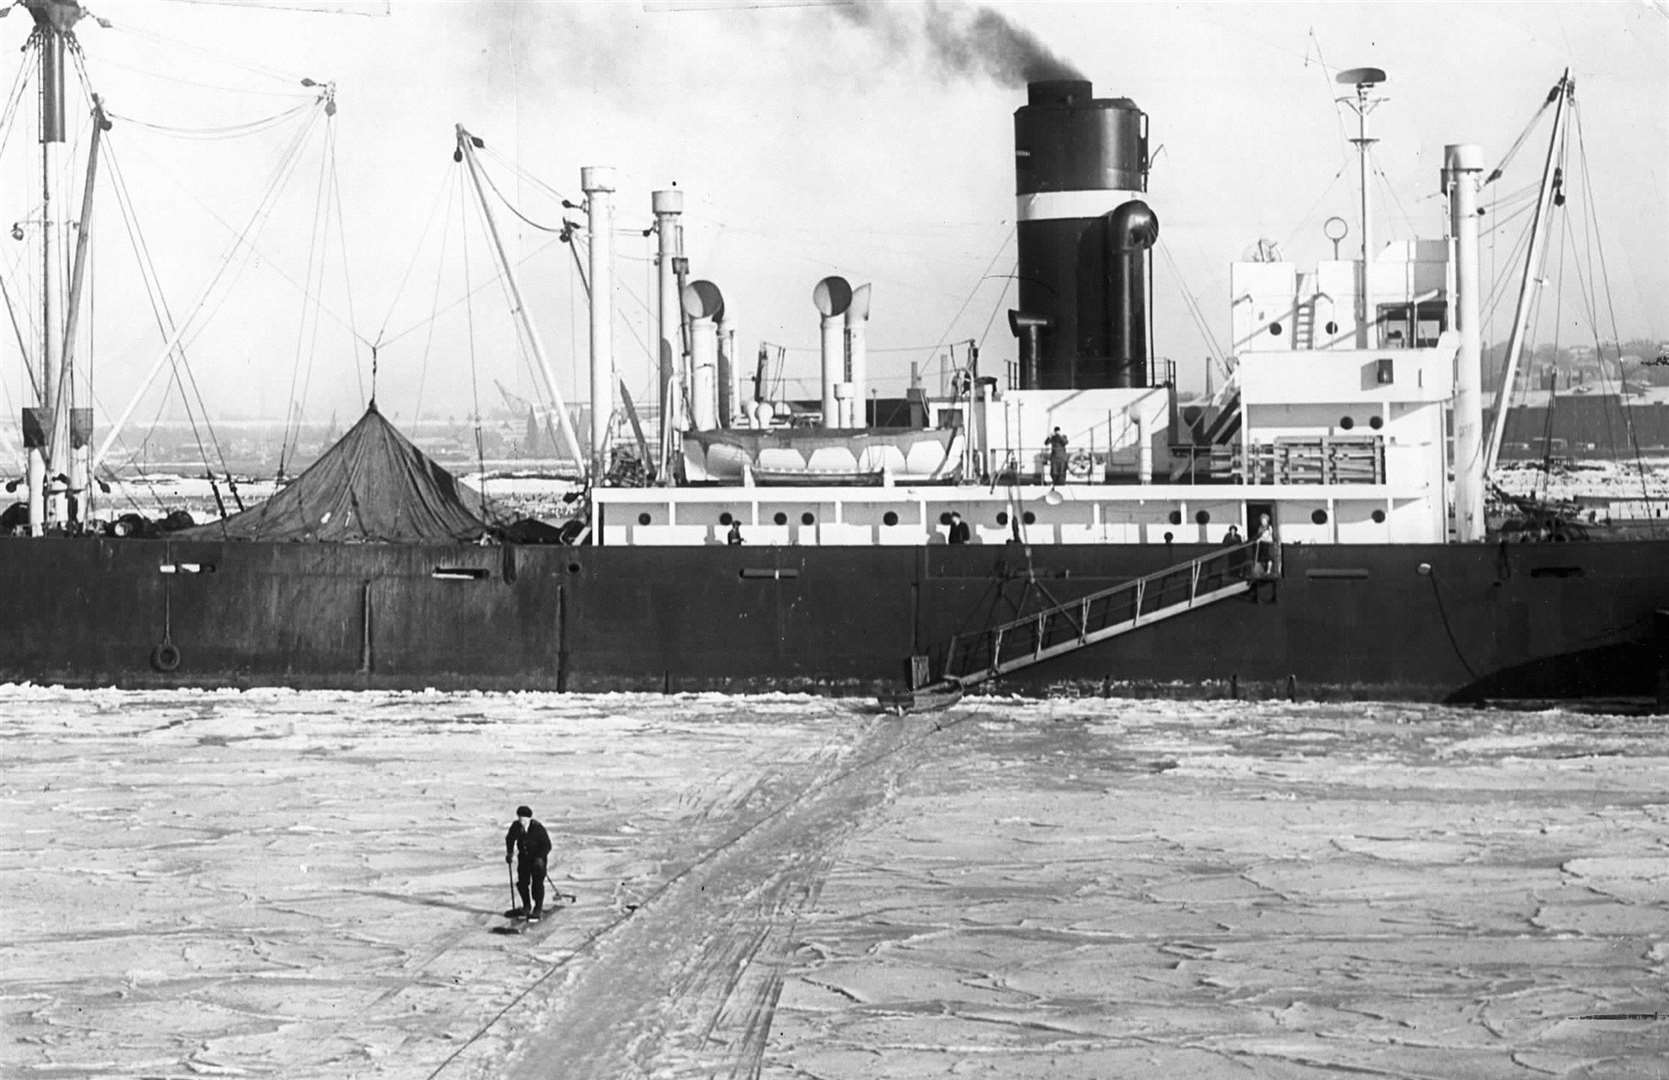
[934,544,1264,689]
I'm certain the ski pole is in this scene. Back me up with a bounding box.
[545,869,575,904]
[507,859,519,913]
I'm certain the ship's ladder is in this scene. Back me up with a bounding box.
[1294,297,1317,349]
[936,545,1259,689]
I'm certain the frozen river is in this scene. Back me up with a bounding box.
[1,687,1665,1078]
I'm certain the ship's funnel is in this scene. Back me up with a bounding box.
[1012,79,1150,389]
[814,276,852,427]
[845,284,872,427]
[682,279,724,431]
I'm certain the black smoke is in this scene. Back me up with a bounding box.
[831,0,1083,86]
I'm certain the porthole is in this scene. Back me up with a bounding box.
[1168,510,1182,525]
[1324,320,1340,335]
[567,562,582,574]
[801,512,815,526]
[1371,509,1386,523]
[938,511,953,525]
[1311,509,1329,525]
[1268,321,1283,336]
[1022,511,1036,525]
[1194,510,1210,525]
[1369,415,1384,430]
[773,511,788,526]
[1340,416,1355,430]
[883,511,899,527]
[637,512,652,526]
[719,512,734,526]
[997,511,1010,526]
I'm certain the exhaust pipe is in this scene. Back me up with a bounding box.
[1106,199,1158,388]
[845,284,872,427]
[682,280,724,431]
[813,276,853,428]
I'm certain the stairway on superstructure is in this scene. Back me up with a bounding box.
[929,544,1262,691]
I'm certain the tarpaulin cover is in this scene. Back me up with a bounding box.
[180,404,491,543]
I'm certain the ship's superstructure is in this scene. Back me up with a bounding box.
[593,76,1462,554]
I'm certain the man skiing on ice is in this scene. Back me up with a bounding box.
[504,804,553,920]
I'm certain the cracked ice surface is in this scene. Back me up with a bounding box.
[1,689,1665,1078]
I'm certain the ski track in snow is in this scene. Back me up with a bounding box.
[0,688,1665,1078]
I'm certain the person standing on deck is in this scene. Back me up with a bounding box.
[947,511,971,544]
[1251,514,1279,602]
[1045,427,1069,486]
[505,805,552,920]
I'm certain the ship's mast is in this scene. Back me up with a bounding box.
[1336,67,1388,350]
[21,0,86,534]
[1445,144,1486,542]
[1484,71,1574,478]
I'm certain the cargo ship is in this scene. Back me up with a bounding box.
[3,2,1666,703]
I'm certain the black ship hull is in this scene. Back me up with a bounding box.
[2,536,1663,703]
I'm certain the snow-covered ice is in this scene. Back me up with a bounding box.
[1,689,1664,1078]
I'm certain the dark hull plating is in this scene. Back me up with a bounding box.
[1,536,1664,701]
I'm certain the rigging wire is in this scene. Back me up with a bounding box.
[375,234,563,351]
[1484,85,1557,187]
[1571,108,1657,520]
[472,148,566,234]
[0,37,33,168]
[327,124,366,405]
[82,80,228,481]
[102,99,317,140]
[1155,237,1226,367]
[1276,163,1348,257]
[921,223,1014,382]
[975,264,1015,352]
[279,111,336,479]
[81,50,328,478]
[480,142,574,208]
[105,23,315,91]
[411,172,461,429]
[371,169,454,347]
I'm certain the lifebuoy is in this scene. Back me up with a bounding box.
[1067,450,1093,478]
[150,642,181,673]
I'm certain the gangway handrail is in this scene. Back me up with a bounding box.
[940,542,1267,687]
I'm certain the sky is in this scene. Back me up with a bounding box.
[0,0,1664,437]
